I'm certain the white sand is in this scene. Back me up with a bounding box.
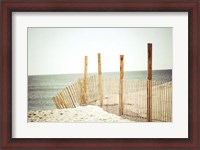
[28,105,133,122]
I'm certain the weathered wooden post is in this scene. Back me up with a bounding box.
[119,55,124,115]
[83,56,88,104]
[98,53,103,106]
[147,43,152,122]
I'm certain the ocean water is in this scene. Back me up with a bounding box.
[28,70,172,111]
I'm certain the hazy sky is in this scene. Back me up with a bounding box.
[28,28,172,75]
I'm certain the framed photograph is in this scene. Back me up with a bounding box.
[1,0,199,149]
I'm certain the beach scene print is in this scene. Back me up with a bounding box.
[28,28,172,122]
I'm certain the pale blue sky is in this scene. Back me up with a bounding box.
[28,28,172,75]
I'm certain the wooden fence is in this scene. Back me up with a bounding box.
[85,76,172,122]
[52,76,172,122]
[51,82,81,109]
[51,43,172,122]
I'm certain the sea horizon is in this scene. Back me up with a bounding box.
[28,69,172,76]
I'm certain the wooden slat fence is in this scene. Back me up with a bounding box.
[122,80,172,122]
[51,82,81,109]
[52,75,172,122]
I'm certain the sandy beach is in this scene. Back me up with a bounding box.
[28,105,133,122]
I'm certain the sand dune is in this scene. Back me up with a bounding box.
[28,105,133,122]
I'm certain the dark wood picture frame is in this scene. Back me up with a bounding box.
[1,0,199,149]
